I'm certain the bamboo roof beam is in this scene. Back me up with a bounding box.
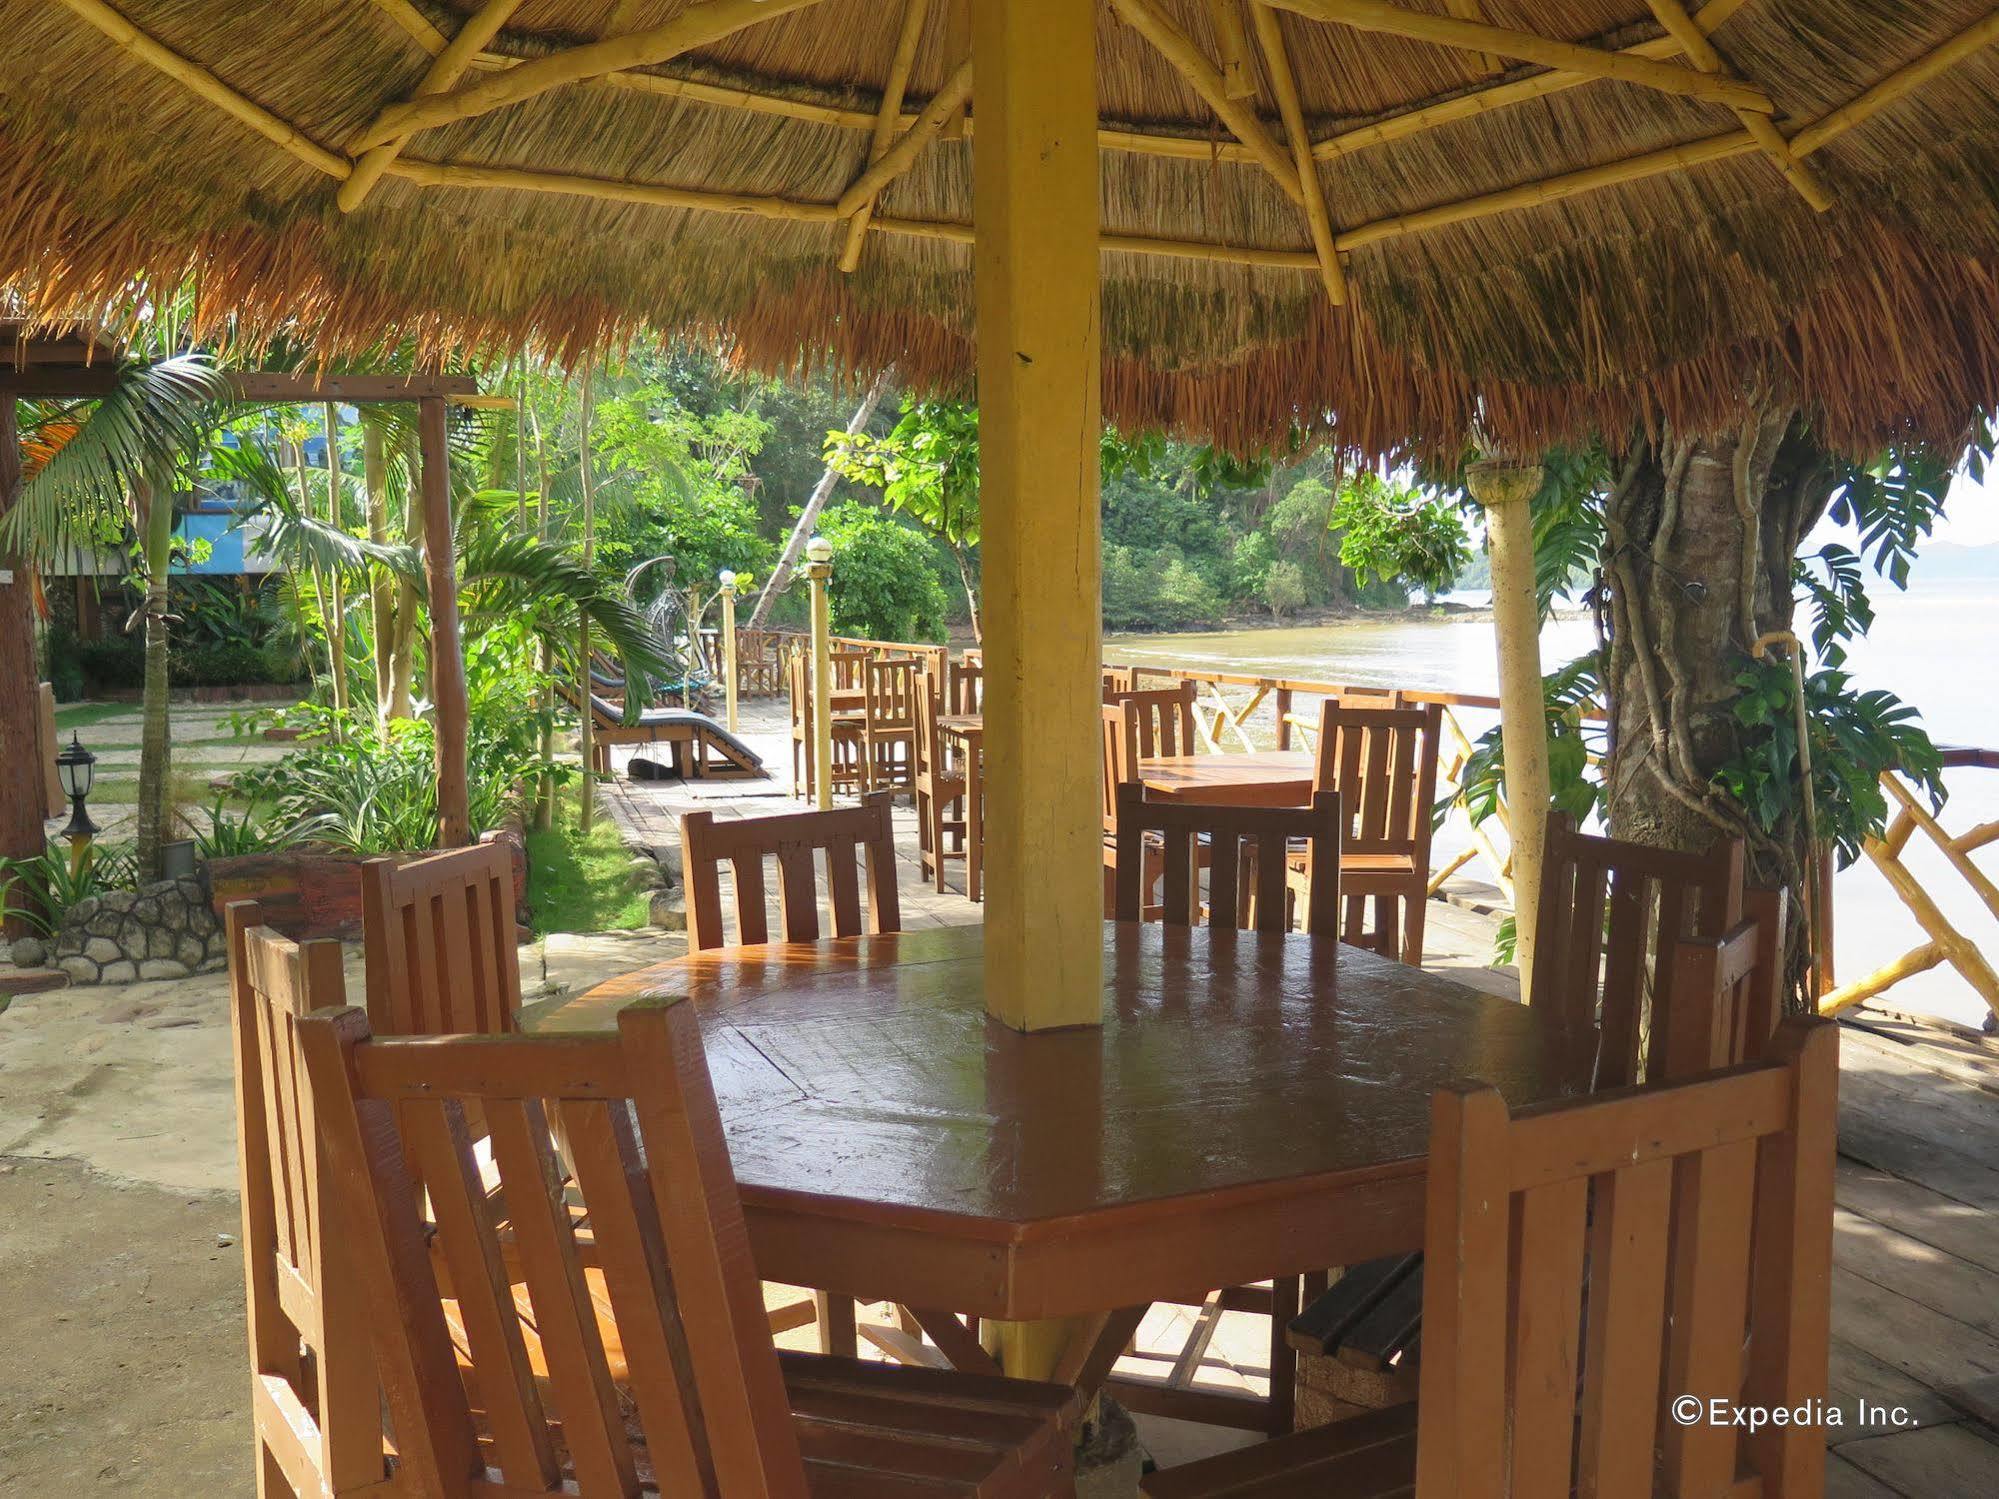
[939,0,971,140]
[833,60,973,221]
[837,0,931,274]
[1110,0,1305,206]
[55,0,349,177]
[353,0,827,150]
[367,0,448,54]
[1314,0,1753,159]
[388,157,841,222]
[1644,0,1831,210]
[1443,0,1504,76]
[1207,1,1259,99]
[1250,3,1347,304]
[341,0,524,212]
[1790,8,1999,158]
[1270,0,1775,113]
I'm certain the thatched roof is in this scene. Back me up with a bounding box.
[5,0,1999,455]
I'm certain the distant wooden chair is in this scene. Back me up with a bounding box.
[915,662,976,899]
[946,652,984,716]
[787,650,863,801]
[1100,684,1201,913]
[1101,664,1138,700]
[1114,782,1341,934]
[1148,1017,1838,1499]
[360,838,521,1040]
[680,795,902,951]
[1288,700,1443,964]
[297,996,1083,1499]
[861,656,920,792]
[225,901,385,1496]
[1286,820,1777,1408]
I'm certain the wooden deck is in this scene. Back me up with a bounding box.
[596,700,1999,1492]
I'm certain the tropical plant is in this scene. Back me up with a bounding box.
[1330,472,1470,600]
[183,797,332,860]
[0,842,139,934]
[813,503,950,643]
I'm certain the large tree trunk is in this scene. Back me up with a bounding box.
[134,483,174,882]
[1602,405,1839,985]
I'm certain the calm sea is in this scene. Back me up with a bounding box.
[1110,572,1999,1029]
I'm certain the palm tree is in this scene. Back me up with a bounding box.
[1,312,231,880]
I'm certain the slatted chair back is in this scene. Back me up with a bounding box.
[1667,885,1791,1079]
[1102,664,1138,699]
[1114,782,1341,933]
[681,795,902,950]
[1098,686,1198,833]
[297,997,818,1499]
[1414,1016,1836,1499]
[865,656,920,731]
[831,648,869,693]
[1310,699,1442,859]
[945,654,984,716]
[360,840,521,1039]
[1533,812,1750,1090]
[226,901,387,1494]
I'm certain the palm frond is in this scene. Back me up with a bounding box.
[2,354,231,558]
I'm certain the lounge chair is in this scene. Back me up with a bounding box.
[557,682,767,781]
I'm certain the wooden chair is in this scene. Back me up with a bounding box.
[1146,1016,1838,1499]
[1101,664,1139,699]
[1113,782,1341,934]
[915,662,976,899]
[1288,700,1443,964]
[946,652,984,716]
[1287,827,1781,1408]
[360,838,521,1039]
[861,656,920,792]
[787,650,864,801]
[297,996,1083,1499]
[1100,685,1202,914]
[680,795,902,951]
[225,901,386,1496]
[1532,811,1755,1089]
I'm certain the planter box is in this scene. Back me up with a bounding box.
[204,832,527,941]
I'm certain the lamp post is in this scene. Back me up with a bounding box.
[55,732,99,876]
[718,569,741,735]
[804,536,835,811]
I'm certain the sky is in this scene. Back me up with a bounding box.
[1937,465,1999,547]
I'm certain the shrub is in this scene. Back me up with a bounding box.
[815,504,950,643]
[1263,560,1308,617]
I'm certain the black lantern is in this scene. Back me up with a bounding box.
[56,732,99,842]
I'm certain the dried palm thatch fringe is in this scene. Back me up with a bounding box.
[1,0,1997,460]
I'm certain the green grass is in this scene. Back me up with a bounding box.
[525,804,652,937]
[53,702,139,731]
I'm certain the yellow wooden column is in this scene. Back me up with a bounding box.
[1466,459,1548,1000]
[804,537,835,811]
[718,569,741,734]
[974,0,1104,1033]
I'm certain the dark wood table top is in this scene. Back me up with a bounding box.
[1138,751,1315,807]
[536,925,1574,1314]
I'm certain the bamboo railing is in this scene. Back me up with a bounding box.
[1819,748,1999,1023]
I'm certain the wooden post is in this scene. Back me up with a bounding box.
[805,539,834,811]
[719,572,741,734]
[1466,460,1548,1001]
[974,0,1104,1035]
[323,404,351,721]
[577,367,597,833]
[418,396,470,847]
[0,397,44,939]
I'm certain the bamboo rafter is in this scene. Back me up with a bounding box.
[1442,0,1504,76]
[358,0,1754,172]
[353,0,829,150]
[832,60,973,221]
[1644,0,1831,210]
[1250,2,1347,304]
[837,0,931,275]
[340,0,524,212]
[1207,0,1259,99]
[1271,0,1775,112]
[61,0,1999,276]
[1313,0,1753,160]
[1110,0,1306,206]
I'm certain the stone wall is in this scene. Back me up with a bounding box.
[49,878,225,986]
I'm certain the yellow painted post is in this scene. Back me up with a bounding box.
[718,570,741,734]
[974,0,1104,1036]
[1466,459,1549,1001]
[805,537,835,811]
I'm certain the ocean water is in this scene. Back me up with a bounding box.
[1110,576,1999,1029]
